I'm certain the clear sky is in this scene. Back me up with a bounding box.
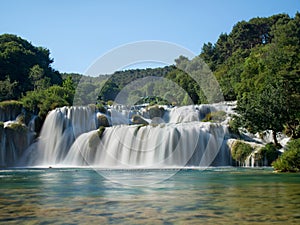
[1,0,299,74]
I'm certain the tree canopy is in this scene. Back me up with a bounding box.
[0,12,299,146]
[200,12,300,144]
[0,34,62,100]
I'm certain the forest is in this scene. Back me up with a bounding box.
[0,13,299,170]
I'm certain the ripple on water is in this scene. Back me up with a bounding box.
[0,168,299,224]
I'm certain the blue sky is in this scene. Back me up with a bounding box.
[1,0,299,74]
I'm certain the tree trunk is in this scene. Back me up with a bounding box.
[272,130,279,147]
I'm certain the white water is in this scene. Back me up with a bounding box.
[0,122,35,167]
[21,103,234,168]
[24,106,98,166]
[63,122,229,167]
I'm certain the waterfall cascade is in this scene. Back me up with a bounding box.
[21,103,235,168]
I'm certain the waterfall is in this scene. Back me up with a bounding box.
[0,122,35,167]
[0,102,36,167]
[24,106,98,166]
[63,122,228,167]
[20,103,234,167]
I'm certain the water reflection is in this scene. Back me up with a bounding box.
[0,168,300,224]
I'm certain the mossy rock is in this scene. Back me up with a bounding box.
[147,105,165,119]
[88,126,106,148]
[132,115,149,125]
[97,104,107,114]
[231,140,253,164]
[134,124,147,136]
[202,111,227,123]
[6,122,28,133]
[88,104,107,114]
[97,114,110,127]
[97,126,106,138]
[0,100,23,121]
[89,133,100,148]
[0,100,23,109]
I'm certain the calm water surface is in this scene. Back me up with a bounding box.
[0,167,300,224]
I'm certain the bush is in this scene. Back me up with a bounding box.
[21,85,73,119]
[231,141,253,165]
[257,143,280,166]
[272,139,300,172]
[229,116,241,135]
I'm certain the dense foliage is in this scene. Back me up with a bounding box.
[97,55,223,105]
[21,85,74,119]
[272,139,300,172]
[0,34,62,100]
[201,13,300,145]
[0,13,299,151]
[256,143,280,166]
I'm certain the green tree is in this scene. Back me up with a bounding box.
[62,75,75,93]
[272,139,300,172]
[0,34,62,98]
[29,65,50,90]
[98,80,120,102]
[21,85,73,119]
[237,81,289,146]
[0,76,18,101]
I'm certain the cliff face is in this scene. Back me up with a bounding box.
[0,101,36,167]
[0,122,35,167]
[0,101,23,122]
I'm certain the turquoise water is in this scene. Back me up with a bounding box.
[1,168,300,224]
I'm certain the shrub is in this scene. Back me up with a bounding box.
[229,116,241,135]
[257,143,280,166]
[231,141,253,165]
[21,85,72,119]
[272,139,300,172]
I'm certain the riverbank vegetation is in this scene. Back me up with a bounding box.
[272,139,300,172]
[0,13,299,170]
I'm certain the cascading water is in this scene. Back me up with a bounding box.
[0,122,35,167]
[21,103,234,168]
[63,123,229,167]
[0,102,36,167]
[23,106,98,166]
